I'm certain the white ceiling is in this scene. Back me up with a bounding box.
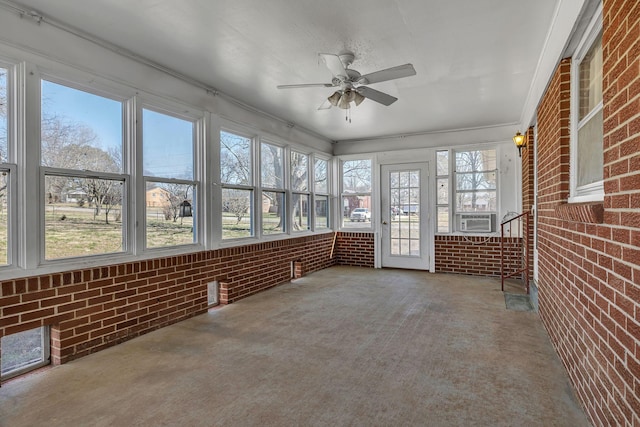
[11,0,560,142]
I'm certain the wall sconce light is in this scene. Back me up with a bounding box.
[513,131,526,157]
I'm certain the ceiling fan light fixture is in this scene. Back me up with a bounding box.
[337,94,351,109]
[327,91,341,106]
[354,92,365,106]
[344,89,356,103]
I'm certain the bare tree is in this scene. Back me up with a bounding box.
[158,183,192,223]
[220,132,251,185]
[455,150,497,212]
[223,189,250,224]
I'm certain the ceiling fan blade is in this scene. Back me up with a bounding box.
[358,64,416,85]
[277,83,335,89]
[319,53,348,80]
[317,100,332,110]
[356,86,398,106]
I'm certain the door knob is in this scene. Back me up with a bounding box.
[382,221,388,225]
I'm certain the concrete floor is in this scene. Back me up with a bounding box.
[0,266,588,426]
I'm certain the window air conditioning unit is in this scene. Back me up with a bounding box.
[457,213,496,233]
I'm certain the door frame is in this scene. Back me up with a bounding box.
[379,161,433,270]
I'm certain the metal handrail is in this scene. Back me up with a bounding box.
[500,211,530,293]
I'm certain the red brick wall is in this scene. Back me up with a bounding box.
[536,1,640,424]
[523,127,535,280]
[435,235,522,277]
[334,232,375,267]
[1,233,336,368]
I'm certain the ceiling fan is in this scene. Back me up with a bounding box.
[277,51,416,113]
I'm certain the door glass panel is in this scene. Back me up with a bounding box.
[389,170,420,257]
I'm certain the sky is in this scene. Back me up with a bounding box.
[41,80,194,179]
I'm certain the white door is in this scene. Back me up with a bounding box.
[381,163,430,270]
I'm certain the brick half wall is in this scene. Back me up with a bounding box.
[435,235,522,277]
[1,233,337,368]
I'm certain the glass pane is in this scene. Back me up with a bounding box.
[437,206,449,233]
[437,178,448,204]
[261,143,283,189]
[436,150,448,176]
[41,81,122,173]
[577,109,604,187]
[0,170,7,265]
[314,158,328,194]
[291,151,308,192]
[342,197,371,228]
[456,171,497,191]
[455,150,496,173]
[455,190,497,212]
[220,131,251,186]
[143,109,193,180]
[146,182,195,248]
[314,195,329,229]
[1,67,7,163]
[579,33,603,121]
[1,327,46,376]
[343,159,371,192]
[291,193,310,231]
[222,188,253,239]
[44,175,124,259]
[262,191,284,235]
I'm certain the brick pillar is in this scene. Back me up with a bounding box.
[522,126,535,281]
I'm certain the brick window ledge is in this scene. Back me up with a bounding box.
[555,202,604,224]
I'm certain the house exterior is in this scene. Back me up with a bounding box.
[0,1,637,425]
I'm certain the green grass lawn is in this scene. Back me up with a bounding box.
[0,207,329,262]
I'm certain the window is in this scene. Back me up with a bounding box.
[1,326,50,380]
[454,149,497,213]
[290,151,310,232]
[41,80,126,260]
[0,168,8,265]
[436,150,449,233]
[1,66,10,265]
[341,159,372,229]
[143,108,197,248]
[220,130,254,239]
[314,157,330,230]
[0,66,7,164]
[261,142,285,235]
[571,8,603,201]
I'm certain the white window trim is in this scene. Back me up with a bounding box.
[139,102,203,251]
[219,125,258,243]
[311,154,331,232]
[259,139,287,237]
[40,167,129,263]
[339,155,375,231]
[451,147,499,234]
[290,150,311,233]
[0,164,16,269]
[0,326,50,381]
[569,4,604,203]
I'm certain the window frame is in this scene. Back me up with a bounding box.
[39,76,130,263]
[219,127,257,242]
[312,154,331,231]
[453,148,498,216]
[140,103,201,251]
[340,156,374,231]
[0,61,16,270]
[569,4,603,203]
[259,139,286,236]
[0,164,16,267]
[0,326,50,381]
[435,150,450,234]
[436,147,500,235]
[290,149,310,233]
